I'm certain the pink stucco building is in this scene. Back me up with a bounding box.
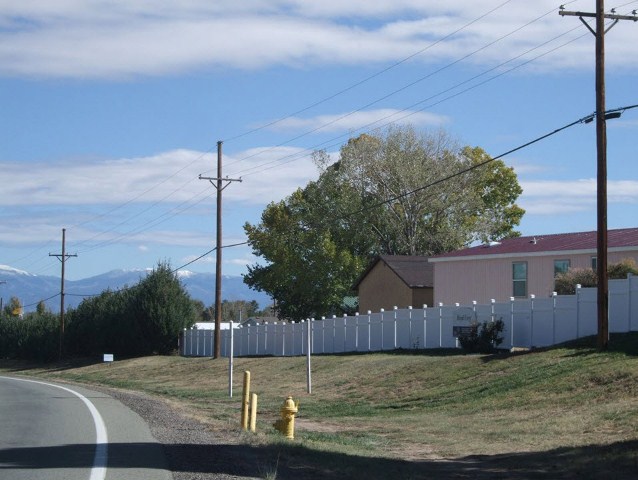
[429,228,638,305]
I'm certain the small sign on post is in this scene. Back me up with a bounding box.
[103,353,114,364]
[453,307,476,342]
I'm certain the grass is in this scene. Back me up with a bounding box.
[2,333,638,479]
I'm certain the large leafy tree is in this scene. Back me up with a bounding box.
[244,125,524,320]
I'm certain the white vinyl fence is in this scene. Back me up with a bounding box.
[180,275,638,357]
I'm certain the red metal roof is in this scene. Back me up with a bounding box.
[431,227,638,260]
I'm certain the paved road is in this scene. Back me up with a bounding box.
[0,376,172,480]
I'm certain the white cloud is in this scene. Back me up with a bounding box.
[519,179,638,215]
[267,109,448,133]
[0,146,318,207]
[0,1,635,79]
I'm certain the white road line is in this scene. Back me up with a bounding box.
[0,376,108,480]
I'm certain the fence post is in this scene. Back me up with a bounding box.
[321,317,326,354]
[408,306,413,349]
[491,299,496,323]
[307,319,312,394]
[393,306,398,349]
[529,294,536,348]
[552,291,557,345]
[367,311,372,351]
[438,303,443,348]
[355,312,360,351]
[343,314,348,352]
[423,304,428,349]
[576,284,581,338]
[510,297,515,348]
[627,273,634,332]
[380,309,385,350]
[332,315,337,352]
[229,321,234,397]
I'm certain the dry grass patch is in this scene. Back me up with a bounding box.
[2,333,638,479]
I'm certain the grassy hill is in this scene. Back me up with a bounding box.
[2,333,638,479]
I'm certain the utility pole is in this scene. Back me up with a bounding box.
[49,228,77,360]
[0,281,6,312]
[199,141,242,358]
[559,4,636,351]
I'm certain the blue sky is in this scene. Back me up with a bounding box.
[1,0,637,281]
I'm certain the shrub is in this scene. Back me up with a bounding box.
[65,261,198,357]
[554,268,597,295]
[608,258,638,279]
[458,319,505,354]
[0,312,59,361]
[554,258,638,295]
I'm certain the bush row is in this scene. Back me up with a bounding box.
[0,262,198,360]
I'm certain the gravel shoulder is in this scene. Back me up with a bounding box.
[94,386,265,480]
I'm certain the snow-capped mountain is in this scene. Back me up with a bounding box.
[0,265,271,313]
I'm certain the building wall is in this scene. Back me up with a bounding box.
[358,261,431,312]
[411,288,434,309]
[433,249,638,305]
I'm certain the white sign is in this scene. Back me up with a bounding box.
[103,354,114,363]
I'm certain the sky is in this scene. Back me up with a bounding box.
[1,0,637,282]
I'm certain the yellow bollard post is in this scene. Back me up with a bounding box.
[241,370,250,430]
[250,393,258,433]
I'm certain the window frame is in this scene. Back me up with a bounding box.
[512,261,528,298]
[554,259,571,277]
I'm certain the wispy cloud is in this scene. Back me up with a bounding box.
[266,109,448,133]
[519,179,638,214]
[1,1,635,79]
[1,147,318,207]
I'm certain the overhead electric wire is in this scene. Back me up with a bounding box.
[229,4,632,180]
[228,20,591,179]
[220,0,518,144]
[222,4,568,173]
[171,241,249,273]
[348,104,638,217]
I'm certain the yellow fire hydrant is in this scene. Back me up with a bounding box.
[274,396,299,439]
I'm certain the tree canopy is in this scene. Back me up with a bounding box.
[244,125,524,321]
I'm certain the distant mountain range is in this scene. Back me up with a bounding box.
[0,265,272,313]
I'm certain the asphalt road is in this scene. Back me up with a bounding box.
[0,376,172,480]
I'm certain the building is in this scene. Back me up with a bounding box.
[429,228,638,305]
[354,255,434,312]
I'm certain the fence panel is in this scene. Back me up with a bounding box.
[531,297,554,347]
[555,295,577,343]
[181,276,637,358]
[609,279,630,333]
[395,309,414,349]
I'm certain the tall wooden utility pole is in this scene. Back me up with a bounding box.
[199,142,242,358]
[49,228,77,359]
[559,4,636,350]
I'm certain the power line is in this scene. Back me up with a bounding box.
[348,104,638,217]
[221,0,518,144]
[229,22,592,179]
[221,1,586,176]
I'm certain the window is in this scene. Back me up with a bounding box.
[512,262,527,297]
[554,259,570,277]
[591,256,597,270]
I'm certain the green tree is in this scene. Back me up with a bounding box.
[244,190,366,320]
[333,127,523,255]
[36,300,51,315]
[66,262,197,356]
[4,296,23,317]
[244,125,524,320]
